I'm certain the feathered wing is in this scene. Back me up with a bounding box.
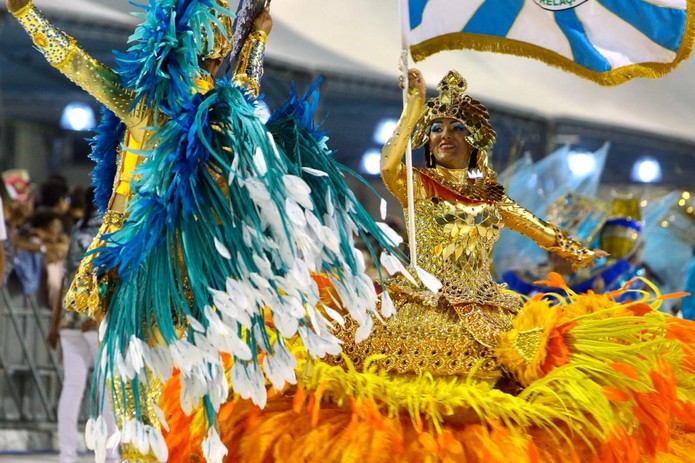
[86,5,405,457]
[81,2,406,459]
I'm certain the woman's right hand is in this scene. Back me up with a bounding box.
[399,68,426,100]
[7,0,30,13]
[254,7,272,35]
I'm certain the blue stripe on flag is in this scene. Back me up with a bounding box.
[598,0,685,52]
[554,10,612,72]
[409,0,428,30]
[463,0,524,37]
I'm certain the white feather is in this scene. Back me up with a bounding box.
[203,427,228,463]
[266,131,282,160]
[415,265,443,293]
[228,155,239,185]
[253,146,267,175]
[376,222,403,246]
[186,315,206,333]
[283,175,313,210]
[148,428,169,463]
[302,166,329,177]
[355,315,374,343]
[285,198,307,227]
[213,237,231,260]
[380,252,417,285]
[380,291,396,318]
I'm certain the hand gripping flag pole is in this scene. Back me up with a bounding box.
[399,0,417,266]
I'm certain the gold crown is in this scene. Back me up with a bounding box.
[412,71,496,152]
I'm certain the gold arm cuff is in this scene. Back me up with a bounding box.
[539,224,595,269]
[15,4,73,66]
[233,30,268,98]
[251,29,268,43]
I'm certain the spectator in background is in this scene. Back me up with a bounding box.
[29,209,69,310]
[38,176,73,233]
[2,168,31,203]
[2,174,34,288]
[47,187,119,463]
[67,185,86,226]
[9,207,69,304]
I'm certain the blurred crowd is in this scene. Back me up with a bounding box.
[0,169,85,310]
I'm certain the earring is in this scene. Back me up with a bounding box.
[425,147,435,168]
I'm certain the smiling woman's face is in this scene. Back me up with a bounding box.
[428,118,473,169]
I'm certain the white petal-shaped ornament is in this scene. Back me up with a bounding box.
[213,237,231,260]
[415,265,443,293]
[302,166,328,177]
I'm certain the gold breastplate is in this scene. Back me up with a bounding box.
[329,190,521,379]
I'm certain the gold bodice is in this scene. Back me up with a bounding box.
[409,174,519,310]
[330,169,521,380]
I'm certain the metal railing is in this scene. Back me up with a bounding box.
[0,280,62,428]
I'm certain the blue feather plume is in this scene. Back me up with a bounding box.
[88,106,126,213]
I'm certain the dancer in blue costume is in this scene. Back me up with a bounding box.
[8,1,404,461]
[501,194,658,301]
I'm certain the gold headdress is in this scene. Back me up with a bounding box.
[412,71,497,153]
[599,196,643,259]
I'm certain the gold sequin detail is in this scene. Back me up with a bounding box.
[331,184,521,379]
[16,6,72,65]
[64,212,125,320]
[112,374,163,463]
[233,30,267,98]
[513,328,544,363]
[75,292,89,312]
[31,32,46,47]
[103,210,127,228]
[411,195,520,310]
[331,298,503,378]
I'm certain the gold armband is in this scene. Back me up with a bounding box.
[14,2,75,66]
[540,224,595,269]
[233,30,268,98]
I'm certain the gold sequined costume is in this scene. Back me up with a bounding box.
[331,72,596,381]
[158,71,695,463]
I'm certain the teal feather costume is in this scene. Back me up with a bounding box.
[72,0,407,460]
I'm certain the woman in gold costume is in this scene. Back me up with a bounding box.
[161,69,695,463]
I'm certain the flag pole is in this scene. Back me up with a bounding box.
[399,0,417,266]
